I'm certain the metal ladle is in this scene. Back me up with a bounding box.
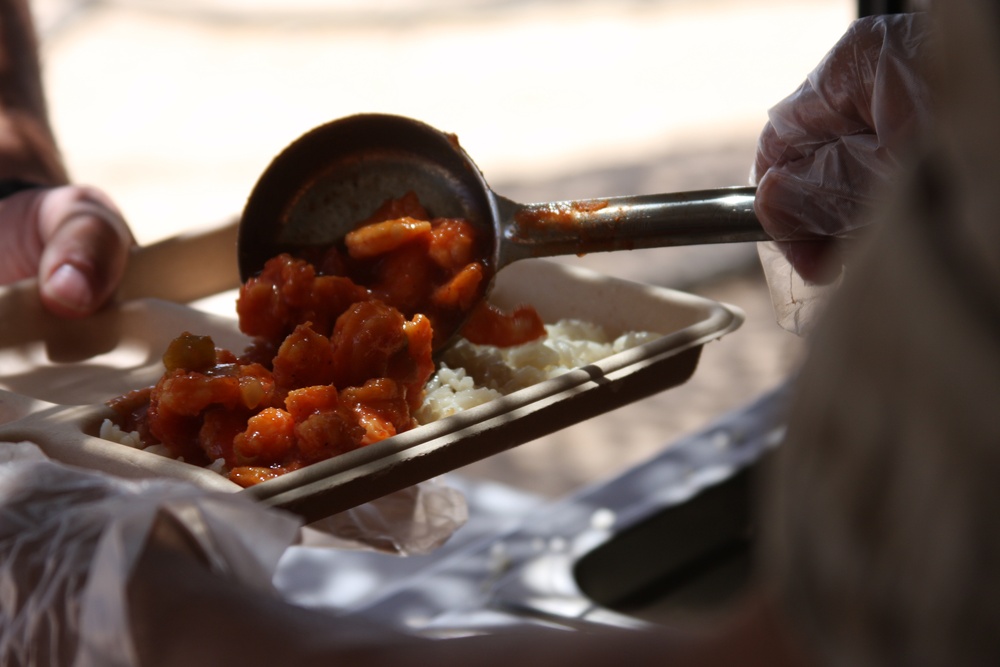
[238,114,767,348]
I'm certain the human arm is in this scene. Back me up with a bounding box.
[0,0,133,317]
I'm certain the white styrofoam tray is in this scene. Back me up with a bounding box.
[0,227,742,519]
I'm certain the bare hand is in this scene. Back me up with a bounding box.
[0,184,134,317]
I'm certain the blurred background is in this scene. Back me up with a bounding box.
[32,0,858,497]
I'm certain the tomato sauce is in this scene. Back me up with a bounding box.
[108,192,545,487]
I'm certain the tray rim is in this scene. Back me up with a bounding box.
[243,290,742,508]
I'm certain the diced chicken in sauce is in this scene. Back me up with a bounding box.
[108,193,544,486]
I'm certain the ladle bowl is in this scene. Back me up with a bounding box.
[238,114,768,346]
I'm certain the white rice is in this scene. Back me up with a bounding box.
[99,418,144,449]
[102,318,658,456]
[415,318,659,423]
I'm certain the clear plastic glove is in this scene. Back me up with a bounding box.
[0,441,301,667]
[751,14,933,332]
[752,13,934,278]
[0,185,134,318]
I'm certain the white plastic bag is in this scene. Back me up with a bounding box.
[0,441,302,667]
[303,479,468,556]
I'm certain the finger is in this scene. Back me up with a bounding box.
[0,188,47,283]
[35,186,134,318]
[751,121,804,186]
[768,17,895,148]
[767,15,931,154]
[755,133,896,239]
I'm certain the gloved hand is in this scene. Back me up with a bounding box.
[0,185,134,318]
[751,13,934,284]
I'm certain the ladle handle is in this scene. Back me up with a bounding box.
[497,185,766,265]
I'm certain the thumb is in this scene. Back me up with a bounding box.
[36,185,134,318]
